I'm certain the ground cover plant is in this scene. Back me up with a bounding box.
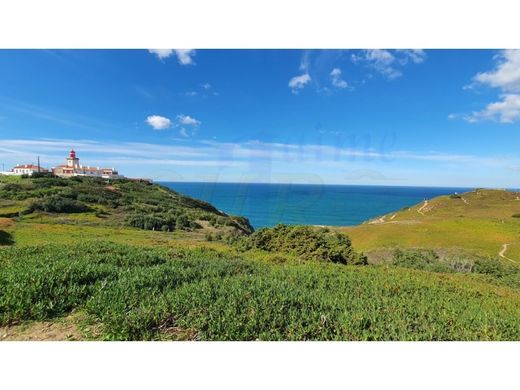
[1,242,520,341]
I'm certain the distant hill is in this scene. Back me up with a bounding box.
[339,188,520,262]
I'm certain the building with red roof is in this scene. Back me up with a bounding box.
[52,150,123,179]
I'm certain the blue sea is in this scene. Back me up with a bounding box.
[161,182,472,229]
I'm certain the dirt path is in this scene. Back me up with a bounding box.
[499,243,517,264]
[417,200,428,216]
[0,313,92,341]
[369,216,386,224]
[461,197,469,204]
[390,214,396,220]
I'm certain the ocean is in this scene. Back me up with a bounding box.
[161,182,472,229]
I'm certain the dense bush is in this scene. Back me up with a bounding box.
[450,194,462,199]
[29,195,90,213]
[125,212,199,231]
[29,172,58,179]
[236,224,367,265]
[512,213,520,218]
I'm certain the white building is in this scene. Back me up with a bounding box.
[0,164,49,176]
[52,149,123,179]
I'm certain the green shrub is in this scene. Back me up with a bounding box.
[392,249,452,273]
[29,195,90,213]
[450,194,462,199]
[512,213,520,218]
[236,224,366,265]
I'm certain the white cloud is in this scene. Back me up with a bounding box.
[460,50,520,124]
[299,51,311,71]
[354,49,401,79]
[148,49,196,65]
[474,50,520,93]
[351,49,426,80]
[201,83,211,89]
[330,68,348,88]
[148,49,174,60]
[397,49,427,64]
[177,114,201,126]
[464,94,520,124]
[146,115,172,130]
[174,49,196,65]
[145,114,200,134]
[288,73,311,94]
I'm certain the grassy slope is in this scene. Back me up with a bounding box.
[339,189,520,261]
[1,242,520,341]
[2,181,520,340]
[0,175,253,235]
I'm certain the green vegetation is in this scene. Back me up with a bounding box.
[0,175,253,235]
[236,224,367,265]
[29,195,91,213]
[2,179,520,341]
[391,248,520,289]
[0,230,13,246]
[341,189,520,261]
[1,242,520,341]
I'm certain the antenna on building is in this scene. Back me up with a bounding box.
[37,156,41,173]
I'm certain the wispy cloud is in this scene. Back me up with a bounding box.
[351,49,426,80]
[330,68,348,89]
[184,83,218,98]
[288,73,311,94]
[174,50,196,65]
[0,96,114,132]
[177,114,201,126]
[148,49,196,65]
[1,138,516,184]
[148,49,174,60]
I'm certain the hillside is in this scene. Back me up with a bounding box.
[1,180,520,341]
[0,175,253,240]
[339,188,520,262]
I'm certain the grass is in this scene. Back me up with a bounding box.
[1,242,520,340]
[2,181,520,341]
[340,189,520,261]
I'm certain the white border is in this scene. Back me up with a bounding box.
[0,0,518,48]
[0,0,518,388]
[1,341,518,389]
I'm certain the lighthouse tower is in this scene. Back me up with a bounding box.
[66,149,80,169]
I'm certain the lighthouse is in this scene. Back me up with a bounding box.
[66,149,80,169]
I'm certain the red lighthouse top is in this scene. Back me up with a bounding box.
[69,149,76,158]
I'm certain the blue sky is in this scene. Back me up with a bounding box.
[0,49,519,187]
